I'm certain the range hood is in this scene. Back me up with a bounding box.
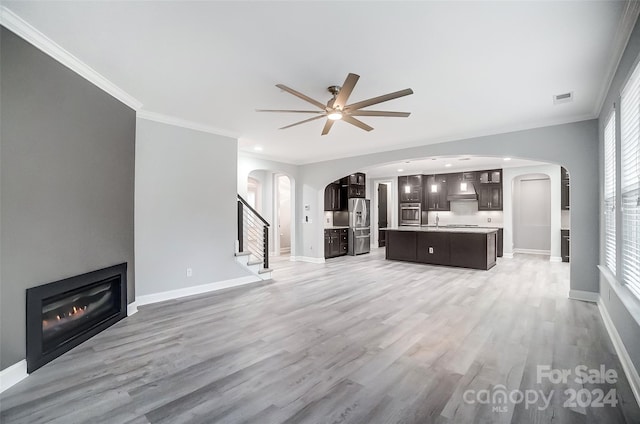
[447,180,478,201]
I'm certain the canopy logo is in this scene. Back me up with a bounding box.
[463,365,619,413]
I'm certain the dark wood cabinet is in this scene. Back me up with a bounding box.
[449,232,496,270]
[478,184,502,210]
[561,167,570,210]
[496,228,503,257]
[347,173,366,198]
[324,182,344,211]
[385,230,417,261]
[384,229,497,270]
[324,228,348,259]
[561,229,570,262]
[424,175,450,211]
[417,232,450,265]
[478,169,501,184]
[399,175,422,202]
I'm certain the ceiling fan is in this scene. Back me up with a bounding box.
[257,73,413,135]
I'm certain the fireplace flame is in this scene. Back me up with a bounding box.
[43,305,89,329]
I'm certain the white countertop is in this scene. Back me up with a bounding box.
[382,226,499,234]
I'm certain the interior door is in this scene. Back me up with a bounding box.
[378,184,388,247]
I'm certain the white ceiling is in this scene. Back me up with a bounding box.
[2,1,631,164]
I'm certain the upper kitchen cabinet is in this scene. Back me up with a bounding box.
[477,169,502,211]
[347,172,366,198]
[399,174,422,202]
[478,169,501,184]
[561,167,570,210]
[478,184,502,210]
[424,174,450,211]
[324,181,344,211]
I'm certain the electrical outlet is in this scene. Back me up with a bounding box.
[186,268,193,277]
[487,217,492,223]
[429,247,434,254]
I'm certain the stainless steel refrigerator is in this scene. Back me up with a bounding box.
[348,198,370,255]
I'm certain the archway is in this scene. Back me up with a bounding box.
[245,169,296,261]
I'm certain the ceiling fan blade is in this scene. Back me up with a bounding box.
[279,114,325,130]
[275,84,327,110]
[332,73,360,110]
[342,115,373,132]
[346,88,414,111]
[348,111,411,117]
[256,109,324,114]
[321,119,335,136]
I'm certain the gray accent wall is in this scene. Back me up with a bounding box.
[135,118,249,297]
[0,27,135,370]
[297,119,599,294]
[598,16,640,375]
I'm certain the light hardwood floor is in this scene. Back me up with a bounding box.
[1,249,639,423]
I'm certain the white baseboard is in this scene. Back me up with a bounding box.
[290,256,325,264]
[513,248,551,255]
[502,252,514,259]
[0,360,27,393]
[568,289,600,303]
[598,301,640,406]
[136,275,261,306]
[127,301,138,316]
[549,256,563,263]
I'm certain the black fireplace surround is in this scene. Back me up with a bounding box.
[26,263,127,373]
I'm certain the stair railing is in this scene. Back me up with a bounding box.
[237,195,270,270]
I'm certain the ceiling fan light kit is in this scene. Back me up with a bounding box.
[258,73,413,135]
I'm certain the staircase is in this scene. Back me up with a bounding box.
[236,195,272,280]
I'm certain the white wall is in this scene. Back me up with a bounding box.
[135,119,250,297]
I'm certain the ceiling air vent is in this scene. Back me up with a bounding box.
[553,92,573,105]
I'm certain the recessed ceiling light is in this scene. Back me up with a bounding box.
[504,157,511,161]
[397,168,404,172]
[254,146,263,151]
[445,163,452,167]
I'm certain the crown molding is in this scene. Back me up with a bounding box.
[136,110,239,139]
[594,0,640,117]
[0,6,143,110]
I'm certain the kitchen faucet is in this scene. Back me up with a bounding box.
[435,213,439,229]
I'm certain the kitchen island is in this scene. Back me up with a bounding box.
[381,226,498,270]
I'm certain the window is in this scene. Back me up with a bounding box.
[621,63,640,299]
[604,110,616,274]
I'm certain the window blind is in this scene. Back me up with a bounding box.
[621,63,640,299]
[604,110,616,273]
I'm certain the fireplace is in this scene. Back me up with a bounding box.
[26,263,127,373]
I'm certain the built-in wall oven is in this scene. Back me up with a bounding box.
[400,203,421,226]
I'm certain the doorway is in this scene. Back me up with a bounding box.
[378,183,389,246]
[246,176,261,210]
[513,174,551,255]
[373,181,393,248]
